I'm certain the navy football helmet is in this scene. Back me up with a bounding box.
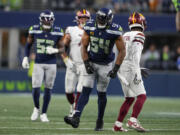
[39,10,55,30]
[96,8,113,29]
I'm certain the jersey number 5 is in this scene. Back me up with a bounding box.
[90,36,110,54]
[36,39,55,54]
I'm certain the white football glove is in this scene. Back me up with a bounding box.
[63,57,74,69]
[46,46,59,54]
[22,57,29,69]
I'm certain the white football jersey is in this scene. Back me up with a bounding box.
[65,26,84,64]
[121,31,145,69]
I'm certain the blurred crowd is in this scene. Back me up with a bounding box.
[141,43,180,70]
[0,0,176,13]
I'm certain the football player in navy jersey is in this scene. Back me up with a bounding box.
[64,8,126,131]
[22,10,64,122]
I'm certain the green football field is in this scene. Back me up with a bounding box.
[0,94,180,135]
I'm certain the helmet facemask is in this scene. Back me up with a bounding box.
[39,11,55,30]
[75,9,90,28]
[96,8,113,29]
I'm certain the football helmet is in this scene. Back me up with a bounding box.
[39,10,55,30]
[96,8,113,29]
[75,9,90,27]
[128,12,147,31]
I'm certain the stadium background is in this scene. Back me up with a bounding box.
[0,1,180,135]
[0,0,180,97]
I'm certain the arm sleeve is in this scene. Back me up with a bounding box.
[25,42,33,57]
[132,33,145,67]
[25,26,34,57]
[132,40,144,67]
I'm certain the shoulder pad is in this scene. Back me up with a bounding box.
[65,26,74,34]
[84,21,96,31]
[28,24,41,34]
[50,26,64,36]
[33,25,40,30]
[133,32,145,45]
[106,23,123,36]
[85,21,95,27]
[110,23,123,32]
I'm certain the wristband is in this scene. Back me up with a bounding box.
[113,64,120,72]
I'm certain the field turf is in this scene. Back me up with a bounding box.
[0,94,180,135]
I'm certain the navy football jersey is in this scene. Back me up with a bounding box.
[84,21,123,64]
[29,25,64,64]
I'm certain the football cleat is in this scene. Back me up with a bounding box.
[94,119,104,131]
[31,107,39,121]
[40,113,49,122]
[126,118,146,132]
[113,125,128,132]
[64,115,80,128]
[113,121,128,132]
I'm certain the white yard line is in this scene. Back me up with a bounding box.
[0,127,180,131]
[156,112,180,116]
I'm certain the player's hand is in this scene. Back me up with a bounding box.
[84,60,94,74]
[46,46,59,54]
[141,68,150,78]
[107,64,120,78]
[22,57,29,69]
[64,57,74,69]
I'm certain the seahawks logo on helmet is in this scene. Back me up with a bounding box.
[39,10,55,30]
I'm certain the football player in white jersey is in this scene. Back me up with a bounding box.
[113,12,147,132]
[61,9,91,116]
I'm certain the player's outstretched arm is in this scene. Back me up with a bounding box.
[81,31,94,74]
[22,34,33,69]
[107,36,125,78]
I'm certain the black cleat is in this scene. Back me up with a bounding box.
[94,119,104,131]
[64,115,80,128]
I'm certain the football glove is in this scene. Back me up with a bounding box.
[107,64,120,78]
[22,57,29,69]
[63,57,74,69]
[46,46,59,54]
[84,60,94,74]
[141,68,150,78]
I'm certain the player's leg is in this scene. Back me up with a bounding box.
[113,70,134,131]
[31,64,44,121]
[126,70,147,132]
[65,68,78,116]
[95,63,112,131]
[75,74,83,109]
[40,64,57,122]
[64,73,95,128]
